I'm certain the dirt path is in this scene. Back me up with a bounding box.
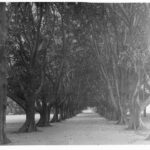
[6,109,150,145]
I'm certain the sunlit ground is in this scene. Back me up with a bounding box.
[4,105,150,144]
[6,107,150,145]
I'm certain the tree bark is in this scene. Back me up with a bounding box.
[0,3,11,144]
[128,65,150,130]
[128,94,145,130]
[59,105,65,121]
[37,102,51,127]
[51,103,59,122]
[144,108,146,117]
[18,98,37,132]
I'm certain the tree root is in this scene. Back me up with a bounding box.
[0,134,11,145]
[36,120,51,127]
[18,121,37,133]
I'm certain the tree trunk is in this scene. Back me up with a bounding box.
[127,68,145,130]
[128,95,145,130]
[117,102,127,125]
[0,3,11,144]
[0,75,10,144]
[51,104,59,122]
[144,108,146,117]
[37,102,51,127]
[63,106,68,119]
[59,105,65,121]
[18,99,37,132]
[59,108,63,121]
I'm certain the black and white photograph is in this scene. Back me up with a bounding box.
[1,1,150,146]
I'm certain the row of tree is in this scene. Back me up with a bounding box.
[1,2,150,144]
[0,2,96,144]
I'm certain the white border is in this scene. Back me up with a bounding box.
[1,145,150,150]
[1,0,150,149]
